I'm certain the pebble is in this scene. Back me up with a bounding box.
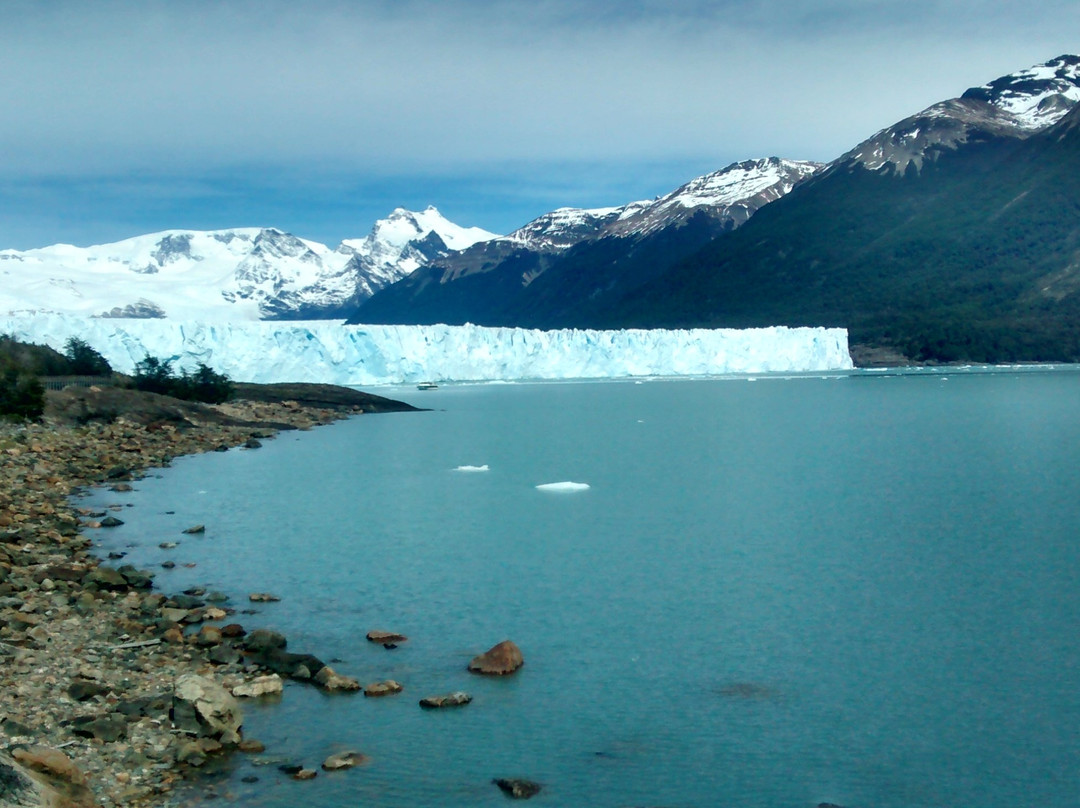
[0,397,362,807]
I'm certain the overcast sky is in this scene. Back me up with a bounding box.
[2,0,1077,248]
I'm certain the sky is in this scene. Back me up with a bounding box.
[2,0,1078,249]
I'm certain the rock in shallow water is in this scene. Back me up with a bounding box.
[366,629,407,644]
[419,691,471,709]
[468,640,524,675]
[231,675,284,698]
[172,673,243,744]
[494,778,542,799]
[364,680,403,697]
[321,751,368,770]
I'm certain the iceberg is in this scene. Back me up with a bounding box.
[0,314,852,386]
[536,482,591,492]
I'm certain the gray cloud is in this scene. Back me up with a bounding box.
[1,0,1078,247]
[2,0,1076,181]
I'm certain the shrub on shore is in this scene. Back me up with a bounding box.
[63,337,112,376]
[0,362,45,421]
[133,355,234,404]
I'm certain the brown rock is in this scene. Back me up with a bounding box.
[237,738,265,753]
[468,640,524,675]
[363,680,403,697]
[366,629,407,644]
[3,748,96,808]
[195,625,223,646]
[231,674,284,698]
[313,666,361,692]
[11,746,88,788]
[494,778,542,799]
[293,768,317,780]
[321,751,368,770]
[419,691,472,709]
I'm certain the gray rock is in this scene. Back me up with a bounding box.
[70,712,127,742]
[82,567,128,591]
[172,674,243,745]
[419,691,472,709]
[494,778,542,799]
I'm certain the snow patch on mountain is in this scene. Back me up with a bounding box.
[962,54,1080,130]
[0,208,497,321]
[841,54,1080,174]
[501,158,821,250]
[0,314,852,385]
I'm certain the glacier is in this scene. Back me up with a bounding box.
[0,314,852,386]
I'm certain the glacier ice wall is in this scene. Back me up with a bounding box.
[0,314,852,385]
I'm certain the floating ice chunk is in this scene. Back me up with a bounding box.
[535,481,590,492]
[454,464,490,472]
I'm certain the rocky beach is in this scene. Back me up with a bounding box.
[0,383,418,807]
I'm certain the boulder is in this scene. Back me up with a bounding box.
[182,524,205,534]
[250,648,325,680]
[231,675,284,698]
[67,680,109,702]
[241,628,287,653]
[468,640,524,675]
[366,629,407,644]
[321,751,368,770]
[70,713,127,743]
[172,674,243,744]
[195,625,223,647]
[494,778,542,799]
[208,645,242,666]
[363,680,403,697]
[3,748,96,808]
[313,666,361,692]
[418,691,471,709]
[248,592,280,602]
[116,565,154,589]
[82,567,128,591]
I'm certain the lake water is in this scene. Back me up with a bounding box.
[85,370,1080,808]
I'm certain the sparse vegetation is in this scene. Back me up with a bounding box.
[132,355,234,403]
[63,336,112,376]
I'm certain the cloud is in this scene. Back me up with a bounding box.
[2,0,1077,182]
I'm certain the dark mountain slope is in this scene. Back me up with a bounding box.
[612,105,1080,362]
[349,159,819,327]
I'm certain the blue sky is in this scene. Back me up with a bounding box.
[2,0,1078,249]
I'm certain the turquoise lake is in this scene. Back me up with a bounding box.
[84,370,1080,808]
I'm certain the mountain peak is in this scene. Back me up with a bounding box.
[961,54,1080,130]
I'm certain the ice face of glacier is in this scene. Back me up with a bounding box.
[0,314,852,386]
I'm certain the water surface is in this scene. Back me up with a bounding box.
[87,371,1080,807]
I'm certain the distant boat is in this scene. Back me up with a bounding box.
[416,382,439,390]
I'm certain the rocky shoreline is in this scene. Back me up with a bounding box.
[0,384,418,807]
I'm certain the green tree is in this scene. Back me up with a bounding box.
[63,337,112,376]
[177,363,234,404]
[132,355,175,395]
[0,362,45,422]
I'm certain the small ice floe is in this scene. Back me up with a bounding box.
[454,464,490,472]
[535,481,590,492]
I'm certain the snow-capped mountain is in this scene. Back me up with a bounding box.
[837,54,1080,174]
[352,158,821,325]
[604,57,1080,364]
[0,207,497,321]
[502,157,821,251]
